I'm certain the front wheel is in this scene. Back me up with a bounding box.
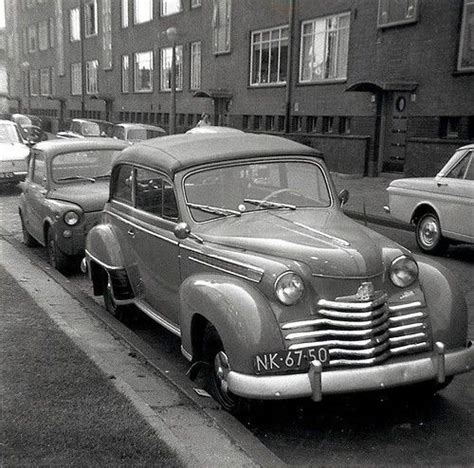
[202,325,250,414]
[415,213,448,255]
[20,214,39,247]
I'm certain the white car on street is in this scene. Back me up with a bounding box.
[0,119,30,185]
[385,144,474,254]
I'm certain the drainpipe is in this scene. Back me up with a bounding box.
[284,0,295,134]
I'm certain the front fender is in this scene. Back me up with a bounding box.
[180,273,284,374]
[85,223,126,269]
[416,255,468,348]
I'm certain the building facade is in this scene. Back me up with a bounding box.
[6,0,474,176]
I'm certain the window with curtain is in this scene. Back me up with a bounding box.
[458,0,474,72]
[134,51,153,92]
[86,60,99,94]
[212,0,231,54]
[299,12,350,83]
[134,0,153,24]
[190,41,201,90]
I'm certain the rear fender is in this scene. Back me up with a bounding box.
[180,273,284,374]
[416,256,468,348]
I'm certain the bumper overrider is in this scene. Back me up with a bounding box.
[226,341,474,401]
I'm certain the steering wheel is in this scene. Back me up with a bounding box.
[260,188,304,205]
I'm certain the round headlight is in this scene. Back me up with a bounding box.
[64,210,80,226]
[275,272,305,305]
[389,255,419,288]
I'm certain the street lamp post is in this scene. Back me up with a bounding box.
[166,27,178,135]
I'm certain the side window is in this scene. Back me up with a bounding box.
[447,152,472,179]
[135,168,178,220]
[464,153,474,181]
[112,164,134,204]
[32,153,46,186]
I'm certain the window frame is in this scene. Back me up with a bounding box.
[160,45,183,91]
[457,0,474,73]
[84,0,98,38]
[71,62,82,96]
[38,20,49,51]
[299,11,351,84]
[250,24,289,87]
[40,67,51,96]
[111,164,135,206]
[160,0,183,17]
[27,24,38,52]
[122,54,130,93]
[29,69,39,96]
[134,50,154,93]
[70,7,81,42]
[121,0,129,28]
[133,0,153,24]
[86,60,99,95]
[377,0,419,29]
[190,41,201,90]
[212,0,232,55]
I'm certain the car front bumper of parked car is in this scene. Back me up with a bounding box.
[226,341,474,401]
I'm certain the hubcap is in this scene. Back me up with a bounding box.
[420,217,439,247]
[214,351,230,394]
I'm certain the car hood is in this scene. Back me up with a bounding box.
[0,142,30,160]
[48,182,109,212]
[198,209,405,278]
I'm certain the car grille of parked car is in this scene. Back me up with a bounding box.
[281,294,431,367]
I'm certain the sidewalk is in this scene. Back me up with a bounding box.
[0,237,261,467]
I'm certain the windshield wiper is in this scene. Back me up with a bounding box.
[56,175,96,182]
[94,173,111,179]
[187,202,241,217]
[244,198,296,210]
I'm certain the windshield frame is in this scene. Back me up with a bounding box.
[181,156,334,224]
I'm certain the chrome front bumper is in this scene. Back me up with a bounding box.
[227,341,474,401]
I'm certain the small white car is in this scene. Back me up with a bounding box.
[0,119,30,184]
[112,123,166,144]
[386,144,474,254]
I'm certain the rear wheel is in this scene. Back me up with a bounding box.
[103,276,132,322]
[46,228,70,273]
[202,325,250,414]
[415,212,448,255]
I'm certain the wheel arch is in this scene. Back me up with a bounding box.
[180,273,284,375]
[411,202,440,225]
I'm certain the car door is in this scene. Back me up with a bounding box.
[435,150,474,241]
[23,151,48,243]
[130,167,181,326]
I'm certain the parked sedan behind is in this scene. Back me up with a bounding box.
[19,138,128,272]
[57,118,115,139]
[0,119,30,184]
[386,144,474,254]
[112,123,166,144]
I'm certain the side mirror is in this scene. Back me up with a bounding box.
[338,189,349,207]
[174,222,191,240]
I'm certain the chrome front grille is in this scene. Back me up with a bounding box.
[282,295,431,367]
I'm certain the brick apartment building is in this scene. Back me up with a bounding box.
[4,0,474,176]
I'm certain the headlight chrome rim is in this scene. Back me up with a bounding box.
[390,255,419,288]
[274,271,305,306]
[64,210,80,226]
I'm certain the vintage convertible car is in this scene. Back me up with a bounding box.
[19,138,128,272]
[84,133,473,412]
[385,144,474,254]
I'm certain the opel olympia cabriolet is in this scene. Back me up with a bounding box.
[83,133,473,412]
[19,138,128,272]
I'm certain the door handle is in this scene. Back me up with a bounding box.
[437,182,447,187]
[127,229,136,238]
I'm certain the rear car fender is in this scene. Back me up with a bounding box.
[180,273,284,374]
[416,256,468,348]
[85,224,131,297]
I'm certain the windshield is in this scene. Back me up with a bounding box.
[184,160,331,222]
[52,149,122,184]
[81,122,101,137]
[0,122,22,143]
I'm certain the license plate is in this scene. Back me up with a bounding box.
[0,172,14,178]
[254,347,329,375]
